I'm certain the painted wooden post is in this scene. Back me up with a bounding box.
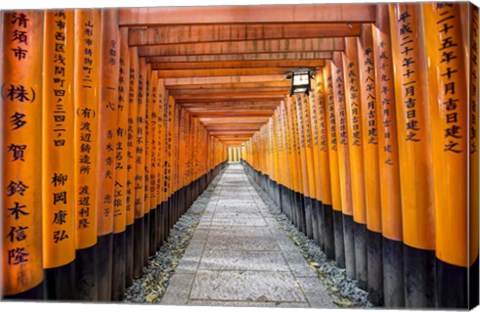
[315,74,335,259]
[332,52,355,278]
[156,78,166,249]
[424,3,469,308]
[126,47,138,282]
[372,5,405,307]
[342,37,368,289]
[112,26,129,301]
[294,94,314,239]
[2,10,45,299]
[148,70,158,256]
[73,9,101,301]
[323,62,345,267]
[356,23,383,303]
[133,56,146,277]
[469,5,480,308]
[96,9,119,301]
[42,9,75,300]
[389,3,435,307]
[142,64,151,265]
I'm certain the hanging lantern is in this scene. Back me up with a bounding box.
[288,68,313,96]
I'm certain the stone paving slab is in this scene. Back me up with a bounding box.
[190,270,306,302]
[199,250,290,271]
[161,163,335,308]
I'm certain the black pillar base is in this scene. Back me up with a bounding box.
[74,244,98,301]
[111,231,126,301]
[367,230,383,306]
[342,214,356,279]
[383,237,405,308]
[323,204,335,261]
[435,258,468,308]
[3,280,45,300]
[97,233,113,302]
[45,260,75,300]
[125,223,134,287]
[133,217,144,279]
[403,244,436,308]
[333,209,345,268]
[354,222,368,290]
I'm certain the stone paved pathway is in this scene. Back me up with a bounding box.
[161,163,336,308]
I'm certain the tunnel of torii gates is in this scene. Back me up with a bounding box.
[0,2,479,309]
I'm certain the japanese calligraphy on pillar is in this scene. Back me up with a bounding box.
[394,7,422,143]
[74,9,100,249]
[472,7,479,156]
[359,39,378,146]
[325,66,337,152]
[97,9,119,236]
[374,22,397,166]
[334,68,347,147]
[127,48,138,222]
[42,10,75,268]
[114,28,129,234]
[135,59,146,218]
[430,3,467,154]
[424,3,469,267]
[150,72,158,210]
[470,4,479,267]
[2,11,44,296]
[144,66,151,212]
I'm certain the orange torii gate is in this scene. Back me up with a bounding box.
[0,3,478,309]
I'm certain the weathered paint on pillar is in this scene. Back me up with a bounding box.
[316,70,335,260]
[111,25,129,301]
[343,36,367,288]
[42,9,76,270]
[97,8,119,238]
[424,3,469,307]
[470,5,480,308]
[389,3,435,307]
[342,38,367,226]
[135,59,146,220]
[390,2,435,252]
[127,47,138,225]
[372,5,405,307]
[332,51,355,278]
[115,28,129,237]
[74,8,100,250]
[73,9,101,301]
[323,62,345,266]
[2,10,44,298]
[323,62,342,214]
[357,22,383,304]
[357,24,382,240]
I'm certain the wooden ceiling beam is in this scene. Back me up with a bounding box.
[174,91,287,99]
[139,38,344,57]
[129,23,361,45]
[188,111,275,117]
[156,67,298,78]
[145,52,332,63]
[167,81,290,90]
[171,87,287,96]
[179,101,279,106]
[165,75,287,86]
[151,60,324,70]
[119,4,376,26]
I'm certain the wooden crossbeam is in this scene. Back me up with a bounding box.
[164,75,287,86]
[156,67,296,78]
[119,4,376,26]
[151,60,324,70]
[129,23,361,45]
[139,38,344,57]
[145,52,332,63]
[167,81,290,90]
